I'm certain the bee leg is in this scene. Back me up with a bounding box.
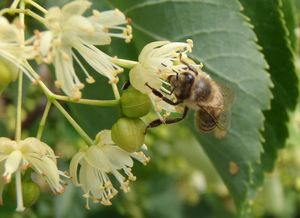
[145,83,181,105]
[145,107,189,133]
[179,53,198,76]
[122,80,131,90]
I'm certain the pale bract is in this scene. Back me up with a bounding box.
[35,0,132,99]
[0,16,36,81]
[0,137,64,211]
[129,40,194,116]
[69,130,149,208]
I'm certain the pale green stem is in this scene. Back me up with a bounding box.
[15,169,25,212]
[23,61,120,106]
[24,0,47,14]
[15,71,23,142]
[15,2,26,142]
[111,58,137,69]
[52,100,93,146]
[10,0,21,9]
[111,83,120,100]
[0,8,45,23]
[37,100,52,139]
[53,95,119,106]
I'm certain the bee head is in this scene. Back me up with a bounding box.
[167,72,194,101]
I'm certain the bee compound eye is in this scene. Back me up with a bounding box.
[186,73,194,82]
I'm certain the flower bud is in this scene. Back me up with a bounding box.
[120,86,151,118]
[111,117,146,152]
[8,180,40,207]
[0,59,18,94]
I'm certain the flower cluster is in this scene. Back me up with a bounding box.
[70,130,149,208]
[129,40,197,117]
[0,137,64,211]
[34,0,132,99]
[0,17,35,81]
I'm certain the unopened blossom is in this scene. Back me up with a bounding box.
[69,130,149,209]
[129,40,196,117]
[34,0,132,99]
[0,137,65,211]
[0,16,36,81]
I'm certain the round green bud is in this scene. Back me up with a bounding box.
[111,117,146,152]
[120,87,151,118]
[8,180,40,207]
[0,60,15,93]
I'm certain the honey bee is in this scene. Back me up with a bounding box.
[146,59,234,138]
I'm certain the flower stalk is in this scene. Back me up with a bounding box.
[111,58,137,69]
[15,169,25,212]
[0,8,45,23]
[15,71,23,142]
[37,100,52,139]
[52,100,93,146]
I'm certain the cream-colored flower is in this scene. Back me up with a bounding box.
[129,40,196,117]
[0,16,36,81]
[0,137,65,211]
[35,0,131,99]
[70,130,149,208]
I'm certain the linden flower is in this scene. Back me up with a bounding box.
[0,137,65,211]
[0,16,36,80]
[70,130,149,209]
[34,0,132,99]
[129,40,195,117]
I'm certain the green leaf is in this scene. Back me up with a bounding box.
[281,0,298,51]
[108,0,272,211]
[239,0,299,173]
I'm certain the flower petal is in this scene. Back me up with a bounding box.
[3,150,22,182]
[69,151,85,186]
[129,64,162,94]
[102,145,133,169]
[83,145,111,172]
[62,0,92,18]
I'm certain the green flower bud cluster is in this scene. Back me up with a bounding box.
[112,86,151,152]
[8,180,40,207]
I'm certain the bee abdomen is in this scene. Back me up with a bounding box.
[195,109,217,132]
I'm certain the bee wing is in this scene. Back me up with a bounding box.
[196,104,232,138]
[214,109,232,138]
[218,84,235,111]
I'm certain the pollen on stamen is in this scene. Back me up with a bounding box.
[121,181,130,193]
[62,52,71,61]
[86,76,95,84]
[114,8,122,16]
[101,199,112,206]
[124,25,133,43]
[115,67,124,74]
[53,38,62,47]
[92,9,101,17]
[128,174,136,181]
[126,17,132,25]
[109,77,119,84]
[3,174,11,183]
[32,77,41,85]
[55,80,62,88]
[56,187,65,194]
[103,27,109,33]
[186,39,193,51]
